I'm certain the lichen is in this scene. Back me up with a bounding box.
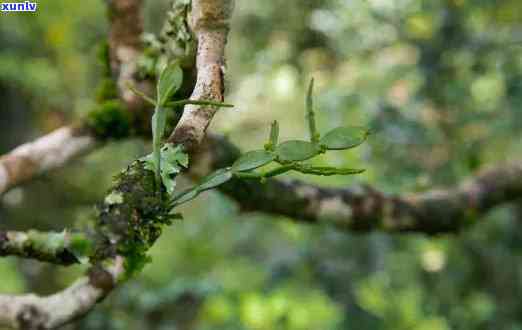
[92,162,176,278]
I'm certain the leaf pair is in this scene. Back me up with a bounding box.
[130,62,234,192]
[141,143,188,194]
[151,63,184,186]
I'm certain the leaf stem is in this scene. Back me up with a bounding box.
[126,82,157,106]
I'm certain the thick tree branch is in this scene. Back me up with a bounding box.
[194,135,522,234]
[0,257,124,330]
[0,0,147,197]
[0,1,145,328]
[0,127,96,195]
[107,0,149,114]
[168,0,235,151]
[0,230,87,266]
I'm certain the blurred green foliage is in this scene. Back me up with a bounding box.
[2,0,522,329]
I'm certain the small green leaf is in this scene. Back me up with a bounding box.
[171,188,199,207]
[157,63,183,106]
[293,165,365,176]
[170,168,233,208]
[266,120,279,151]
[319,126,369,150]
[197,168,233,191]
[151,107,167,184]
[162,143,189,168]
[306,78,319,143]
[140,144,189,195]
[232,150,275,172]
[275,140,319,162]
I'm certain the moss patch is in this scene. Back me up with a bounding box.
[93,162,176,278]
[85,100,132,139]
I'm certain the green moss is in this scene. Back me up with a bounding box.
[86,100,132,139]
[93,162,176,278]
[95,78,118,103]
[96,41,111,77]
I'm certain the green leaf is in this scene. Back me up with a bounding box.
[151,107,167,184]
[265,120,279,151]
[275,140,319,162]
[197,168,233,191]
[162,143,188,169]
[170,168,233,208]
[140,144,189,195]
[171,188,198,207]
[232,150,275,172]
[160,144,186,194]
[306,78,319,143]
[157,62,183,106]
[319,126,369,150]
[293,165,365,176]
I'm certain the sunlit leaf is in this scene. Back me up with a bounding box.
[232,150,275,172]
[157,62,183,106]
[319,126,369,150]
[275,140,319,162]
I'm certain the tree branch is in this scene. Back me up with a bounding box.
[0,230,89,266]
[168,0,235,151]
[193,135,522,234]
[0,257,124,330]
[0,127,96,195]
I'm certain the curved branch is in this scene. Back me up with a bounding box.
[193,135,522,234]
[0,257,124,330]
[0,230,89,266]
[0,126,96,195]
[168,0,235,151]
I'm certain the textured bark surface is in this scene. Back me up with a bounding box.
[0,127,96,195]
[168,0,235,151]
[0,257,124,330]
[194,135,522,234]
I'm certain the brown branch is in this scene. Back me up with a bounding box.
[193,135,522,234]
[0,257,124,330]
[0,1,148,197]
[0,230,87,266]
[0,1,145,328]
[168,0,235,151]
[0,126,96,195]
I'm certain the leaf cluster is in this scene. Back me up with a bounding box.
[169,79,369,208]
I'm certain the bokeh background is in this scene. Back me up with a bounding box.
[2,0,522,329]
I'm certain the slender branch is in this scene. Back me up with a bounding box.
[0,230,89,266]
